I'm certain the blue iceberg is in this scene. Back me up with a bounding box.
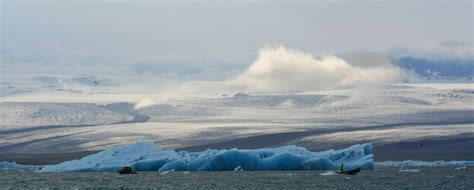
[40,142,374,172]
[0,161,39,171]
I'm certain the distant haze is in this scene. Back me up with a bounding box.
[1,0,472,82]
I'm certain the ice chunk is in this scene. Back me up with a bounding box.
[399,169,420,173]
[454,166,467,170]
[0,161,38,171]
[398,165,420,173]
[233,166,244,172]
[319,171,337,176]
[160,169,175,175]
[40,141,374,172]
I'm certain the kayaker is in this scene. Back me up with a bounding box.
[339,164,344,173]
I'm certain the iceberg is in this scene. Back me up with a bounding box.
[40,141,374,172]
[0,161,39,171]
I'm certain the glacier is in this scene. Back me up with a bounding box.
[40,141,374,172]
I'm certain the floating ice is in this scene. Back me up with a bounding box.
[454,166,467,170]
[399,169,420,173]
[319,171,337,176]
[40,141,374,172]
[0,161,38,171]
[398,165,420,173]
[160,169,175,175]
[233,166,244,172]
[376,160,474,167]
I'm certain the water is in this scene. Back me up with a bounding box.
[1,167,473,189]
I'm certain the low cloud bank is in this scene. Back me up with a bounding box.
[390,41,473,61]
[227,46,402,92]
[389,41,473,82]
[0,43,241,80]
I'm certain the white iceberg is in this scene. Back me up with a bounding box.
[40,141,374,172]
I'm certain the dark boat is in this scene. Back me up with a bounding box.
[119,166,137,174]
[336,168,361,175]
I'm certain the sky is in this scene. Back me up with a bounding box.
[0,0,473,80]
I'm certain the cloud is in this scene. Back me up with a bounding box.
[338,50,393,68]
[389,41,474,62]
[388,41,473,82]
[134,99,156,110]
[227,46,402,92]
[0,43,242,80]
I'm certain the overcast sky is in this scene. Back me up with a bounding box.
[1,0,472,77]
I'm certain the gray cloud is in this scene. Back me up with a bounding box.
[1,43,243,79]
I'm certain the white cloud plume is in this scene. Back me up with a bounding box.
[227,46,402,92]
[134,98,156,110]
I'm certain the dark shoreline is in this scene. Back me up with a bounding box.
[0,151,100,165]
